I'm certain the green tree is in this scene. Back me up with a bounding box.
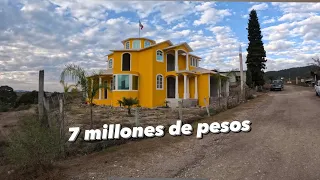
[246,9,267,87]
[16,91,38,107]
[120,97,139,115]
[0,86,17,111]
[60,64,108,128]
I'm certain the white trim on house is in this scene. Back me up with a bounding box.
[156,74,164,90]
[108,58,113,69]
[113,74,139,91]
[125,41,130,49]
[156,49,164,62]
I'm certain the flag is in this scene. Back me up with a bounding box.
[139,20,143,30]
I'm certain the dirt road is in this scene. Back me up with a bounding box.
[61,85,320,180]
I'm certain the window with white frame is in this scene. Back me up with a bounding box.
[117,75,130,90]
[108,59,113,69]
[125,41,130,49]
[156,74,163,90]
[144,40,151,48]
[133,40,141,49]
[114,74,139,91]
[156,50,163,62]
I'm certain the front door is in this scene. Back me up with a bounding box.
[167,77,175,98]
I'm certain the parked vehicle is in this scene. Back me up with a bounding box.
[315,80,320,96]
[270,80,284,91]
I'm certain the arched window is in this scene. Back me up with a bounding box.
[156,74,163,90]
[122,53,130,71]
[144,40,151,48]
[125,42,130,49]
[156,50,163,62]
[108,59,113,69]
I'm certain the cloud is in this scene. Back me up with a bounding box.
[262,18,276,24]
[193,2,231,26]
[248,3,269,12]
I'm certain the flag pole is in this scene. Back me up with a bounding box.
[139,19,140,38]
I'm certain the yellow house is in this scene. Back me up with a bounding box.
[90,37,229,108]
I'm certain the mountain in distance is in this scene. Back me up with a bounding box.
[264,65,319,81]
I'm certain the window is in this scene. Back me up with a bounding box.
[125,42,130,49]
[108,59,113,69]
[156,50,163,62]
[110,80,114,90]
[104,80,108,99]
[122,53,130,71]
[156,74,163,90]
[144,40,151,48]
[117,75,130,90]
[191,57,198,67]
[132,75,139,90]
[112,76,116,90]
[133,40,141,49]
[113,74,139,91]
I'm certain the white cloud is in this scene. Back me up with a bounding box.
[248,3,269,12]
[194,2,231,26]
[262,18,276,24]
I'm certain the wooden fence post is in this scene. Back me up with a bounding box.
[204,98,210,117]
[178,100,183,121]
[135,107,140,126]
[38,70,48,127]
[59,98,65,156]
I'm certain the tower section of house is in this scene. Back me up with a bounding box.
[89,37,229,108]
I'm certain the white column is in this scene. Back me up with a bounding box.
[226,80,230,97]
[187,76,190,98]
[195,76,198,99]
[99,77,102,100]
[175,75,179,99]
[184,74,187,99]
[175,50,178,71]
[186,53,189,70]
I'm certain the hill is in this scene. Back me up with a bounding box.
[265,65,319,81]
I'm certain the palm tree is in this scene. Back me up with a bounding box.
[121,97,139,116]
[60,64,108,128]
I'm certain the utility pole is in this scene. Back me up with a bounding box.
[239,45,244,98]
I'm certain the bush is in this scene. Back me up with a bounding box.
[5,115,60,170]
[15,91,38,107]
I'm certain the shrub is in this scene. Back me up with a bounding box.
[121,97,139,115]
[15,91,38,107]
[5,115,60,170]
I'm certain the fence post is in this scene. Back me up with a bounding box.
[204,98,210,117]
[59,98,65,156]
[135,107,140,126]
[38,70,49,127]
[178,100,183,121]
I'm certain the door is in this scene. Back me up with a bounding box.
[167,77,175,98]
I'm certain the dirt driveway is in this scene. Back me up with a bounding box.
[59,85,320,180]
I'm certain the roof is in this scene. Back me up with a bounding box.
[192,67,217,74]
[87,69,113,77]
[219,70,247,73]
[106,40,173,56]
[162,42,193,52]
[121,37,156,45]
[189,53,202,60]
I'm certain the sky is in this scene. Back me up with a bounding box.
[0,0,319,92]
